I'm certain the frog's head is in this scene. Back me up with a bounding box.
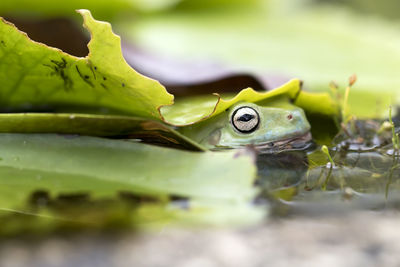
[180,101,312,151]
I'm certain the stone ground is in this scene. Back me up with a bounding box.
[1,210,400,267]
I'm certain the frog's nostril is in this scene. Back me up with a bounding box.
[287,114,293,120]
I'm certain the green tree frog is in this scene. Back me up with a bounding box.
[178,101,312,151]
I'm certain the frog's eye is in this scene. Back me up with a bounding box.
[231,106,260,133]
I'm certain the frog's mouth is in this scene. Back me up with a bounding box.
[256,131,313,152]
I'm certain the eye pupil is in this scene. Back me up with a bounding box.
[231,106,260,133]
[237,114,255,122]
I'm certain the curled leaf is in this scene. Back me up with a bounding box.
[161,79,302,125]
[161,79,340,132]
[0,10,173,120]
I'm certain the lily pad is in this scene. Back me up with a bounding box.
[0,134,256,201]
[0,133,263,233]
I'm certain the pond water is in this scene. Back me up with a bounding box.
[257,118,400,218]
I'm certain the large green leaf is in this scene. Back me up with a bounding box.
[0,10,173,120]
[0,134,257,201]
[0,134,263,232]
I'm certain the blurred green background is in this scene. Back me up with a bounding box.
[1,0,400,118]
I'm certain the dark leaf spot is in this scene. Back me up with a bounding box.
[101,83,108,90]
[43,58,73,91]
[75,65,94,88]
[29,190,50,207]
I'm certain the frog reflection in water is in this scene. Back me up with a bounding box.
[179,101,312,151]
